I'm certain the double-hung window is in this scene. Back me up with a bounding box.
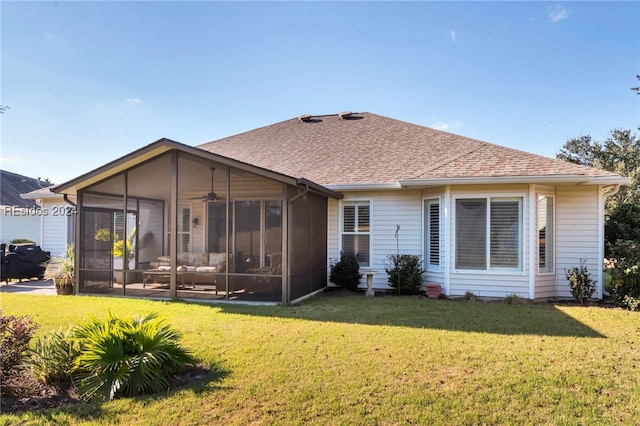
[341,201,370,267]
[455,197,522,271]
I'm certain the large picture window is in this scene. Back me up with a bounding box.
[424,199,440,270]
[537,195,554,273]
[455,197,522,271]
[341,201,370,267]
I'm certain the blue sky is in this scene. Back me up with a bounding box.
[1,1,639,184]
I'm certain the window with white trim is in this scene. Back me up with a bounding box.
[341,201,370,267]
[424,199,440,271]
[537,195,554,273]
[168,204,191,253]
[455,197,522,271]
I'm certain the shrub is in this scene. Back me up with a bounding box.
[27,329,81,384]
[0,311,38,380]
[329,252,362,291]
[463,291,478,302]
[10,238,35,244]
[385,254,426,295]
[504,294,530,305]
[72,311,197,401]
[565,259,597,305]
[606,240,640,310]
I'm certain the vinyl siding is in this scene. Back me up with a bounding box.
[328,190,423,290]
[41,200,70,256]
[555,186,600,299]
[0,207,42,245]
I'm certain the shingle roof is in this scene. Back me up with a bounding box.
[0,170,50,208]
[197,112,623,187]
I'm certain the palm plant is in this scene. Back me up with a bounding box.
[72,311,197,401]
[44,243,74,295]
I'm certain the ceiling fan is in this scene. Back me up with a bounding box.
[189,167,223,202]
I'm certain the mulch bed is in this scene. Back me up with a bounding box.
[1,364,209,415]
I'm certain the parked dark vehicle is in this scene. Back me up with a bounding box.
[1,243,50,283]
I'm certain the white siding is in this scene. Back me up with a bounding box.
[328,190,423,290]
[555,186,601,299]
[0,207,42,245]
[40,200,71,256]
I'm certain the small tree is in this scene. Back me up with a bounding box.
[566,259,597,305]
[329,252,362,291]
[0,311,38,380]
[385,254,426,295]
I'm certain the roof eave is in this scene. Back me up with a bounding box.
[52,138,341,200]
[399,175,631,188]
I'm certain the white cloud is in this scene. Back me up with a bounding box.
[547,5,571,23]
[125,98,143,104]
[428,118,462,132]
[450,30,456,42]
[0,155,24,165]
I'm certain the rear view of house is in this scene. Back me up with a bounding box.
[52,112,629,303]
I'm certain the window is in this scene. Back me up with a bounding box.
[168,204,191,253]
[341,201,370,267]
[424,199,440,270]
[537,195,554,273]
[455,197,522,271]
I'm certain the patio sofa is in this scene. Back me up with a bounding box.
[143,252,226,288]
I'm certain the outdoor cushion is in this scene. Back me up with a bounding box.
[209,252,226,267]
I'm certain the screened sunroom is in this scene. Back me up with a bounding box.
[54,139,340,304]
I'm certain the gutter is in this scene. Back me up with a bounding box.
[399,175,631,188]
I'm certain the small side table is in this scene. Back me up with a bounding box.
[359,269,379,296]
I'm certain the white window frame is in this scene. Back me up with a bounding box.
[168,203,192,253]
[339,200,372,267]
[536,194,555,275]
[453,195,524,274]
[424,198,441,272]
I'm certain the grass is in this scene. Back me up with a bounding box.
[1,293,639,425]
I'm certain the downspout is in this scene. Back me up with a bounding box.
[289,184,310,204]
[60,194,78,294]
[63,194,76,208]
[602,184,621,198]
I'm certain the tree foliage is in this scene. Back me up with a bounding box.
[557,128,639,209]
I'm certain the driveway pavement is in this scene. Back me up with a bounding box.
[0,279,56,295]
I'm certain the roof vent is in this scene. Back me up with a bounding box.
[338,111,353,120]
[298,114,312,123]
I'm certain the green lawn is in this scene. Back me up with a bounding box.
[1,294,639,425]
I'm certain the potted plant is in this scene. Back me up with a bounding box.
[44,243,74,295]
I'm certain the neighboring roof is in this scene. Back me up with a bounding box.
[198,112,629,189]
[0,170,50,208]
[52,138,342,200]
[21,185,61,200]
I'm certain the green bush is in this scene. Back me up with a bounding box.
[27,329,81,384]
[385,254,426,295]
[0,311,38,380]
[72,311,197,401]
[565,259,596,305]
[9,238,35,244]
[329,252,362,291]
[606,240,640,310]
